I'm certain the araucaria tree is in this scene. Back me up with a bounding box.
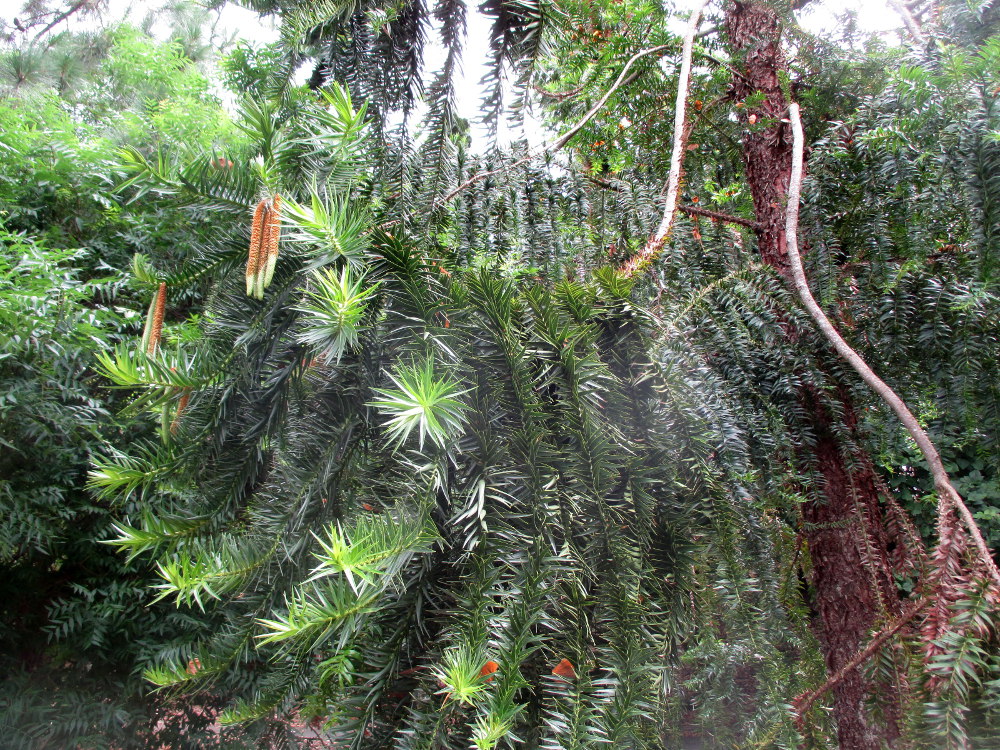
[93,0,1000,748]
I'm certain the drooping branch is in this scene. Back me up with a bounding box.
[793,596,927,729]
[619,0,710,278]
[784,102,1000,586]
[432,44,675,210]
[432,3,733,220]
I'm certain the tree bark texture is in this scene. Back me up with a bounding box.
[723,3,901,748]
[724,2,794,277]
[800,395,902,750]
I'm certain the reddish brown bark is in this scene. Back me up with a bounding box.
[724,1,795,278]
[801,397,902,750]
[723,3,902,748]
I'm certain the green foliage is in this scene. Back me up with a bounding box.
[370,357,470,451]
[4,0,1000,747]
[220,41,286,99]
[0,12,261,748]
[297,266,380,363]
[94,80,813,748]
[0,230,119,558]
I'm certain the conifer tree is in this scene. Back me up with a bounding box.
[95,0,1000,747]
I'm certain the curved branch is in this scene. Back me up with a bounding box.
[784,102,1000,586]
[679,203,761,229]
[31,0,90,44]
[433,6,733,216]
[793,596,927,728]
[619,0,710,278]
[887,0,926,45]
[432,44,678,211]
[549,44,673,152]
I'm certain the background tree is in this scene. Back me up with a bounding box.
[0,6,266,746]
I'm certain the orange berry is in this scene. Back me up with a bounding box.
[479,660,499,682]
[552,658,576,679]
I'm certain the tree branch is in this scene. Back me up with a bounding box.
[792,596,927,728]
[549,44,674,153]
[433,7,733,217]
[784,102,1000,587]
[31,0,90,44]
[619,0,710,278]
[887,0,926,45]
[679,203,761,229]
[432,44,676,212]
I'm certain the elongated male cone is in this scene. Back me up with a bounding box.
[246,199,268,296]
[260,194,282,291]
[147,282,167,355]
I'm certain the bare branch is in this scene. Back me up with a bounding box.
[31,0,91,45]
[784,102,1000,586]
[887,0,925,44]
[793,597,927,727]
[533,82,586,101]
[620,0,710,278]
[678,203,761,229]
[431,44,676,212]
[582,174,624,192]
[694,24,717,40]
[549,44,674,152]
[431,7,735,217]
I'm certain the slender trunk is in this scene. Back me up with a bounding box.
[722,3,901,747]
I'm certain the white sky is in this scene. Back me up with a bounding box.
[3,0,906,68]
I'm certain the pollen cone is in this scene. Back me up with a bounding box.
[246,199,268,296]
[260,194,282,292]
[170,388,191,435]
[146,282,167,355]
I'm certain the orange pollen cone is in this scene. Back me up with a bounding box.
[147,282,167,355]
[266,194,282,259]
[170,388,191,435]
[247,199,268,280]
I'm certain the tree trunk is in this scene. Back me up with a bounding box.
[723,3,902,748]
[800,393,902,750]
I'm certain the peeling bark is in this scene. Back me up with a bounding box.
[801,397,901,750]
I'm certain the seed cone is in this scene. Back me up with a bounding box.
[479,660,499,682]
[551,658,576,679]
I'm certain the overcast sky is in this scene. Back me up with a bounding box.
[4,0,906,63]
[3,0,906,147]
